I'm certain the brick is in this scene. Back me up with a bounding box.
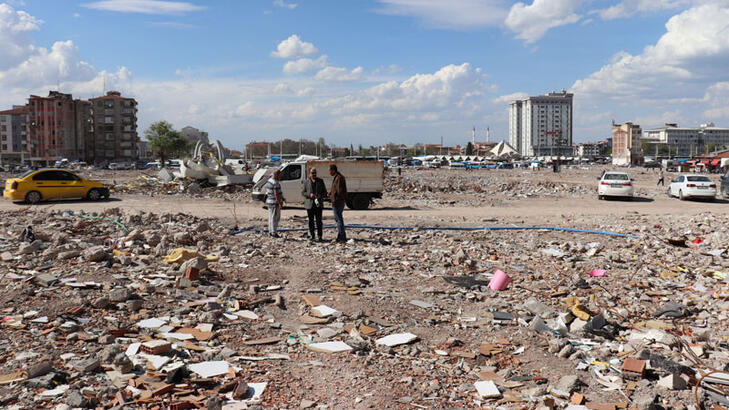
[571,392,585,405]
[232,380,249,400]
[184,266,199,281]
[141,340,172,355]
[621,358,646,379]
[586,403,616,410]
[301,294,322,307]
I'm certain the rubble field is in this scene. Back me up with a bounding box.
[1,167,729,409]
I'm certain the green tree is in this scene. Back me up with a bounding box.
[465,142,474,155]
[706,142,716,154]
[145,121,192,167]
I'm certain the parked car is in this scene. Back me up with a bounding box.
[668,174,716,200]
[597,171,634,199]
[643,162,661,169]
[3,168,109,204]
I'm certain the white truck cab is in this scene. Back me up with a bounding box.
[251,160,384,210]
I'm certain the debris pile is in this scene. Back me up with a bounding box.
[1,199,729,407]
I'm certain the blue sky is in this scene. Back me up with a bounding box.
[1,0,728,149]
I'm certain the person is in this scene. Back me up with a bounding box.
[328,164,347,243]
[302,167,326,242]
[264,168,283,238]
[657,169,665,186]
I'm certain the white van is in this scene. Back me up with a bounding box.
[251,160,384,210]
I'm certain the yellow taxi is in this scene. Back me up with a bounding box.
[3,168,109,204]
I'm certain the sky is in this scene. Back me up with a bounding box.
[0,0,728,150]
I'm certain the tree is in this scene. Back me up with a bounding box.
[465,142,474,155]
[145,121,192,167]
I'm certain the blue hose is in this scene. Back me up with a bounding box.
[233,224,638,238]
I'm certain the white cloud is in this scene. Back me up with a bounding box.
[0,3,42,71]
[315,66,365,82]
[375,0,508,29]
[81,0,205,14]
[505,0,582,43]
[703,82,729,119]
[596,0,691,20]
[271,34,318,58]
[492,91,528,104]
[572,3,729,100]
[283,55,328,74]
[273,0,297,10]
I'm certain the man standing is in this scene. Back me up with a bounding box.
[265,169,283,238]
[657,169,665,186]
[328,164,347,243]
[302,167,326,242]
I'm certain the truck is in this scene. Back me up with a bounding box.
[251,160,384,210]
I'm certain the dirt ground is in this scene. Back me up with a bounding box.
[1,166,728,409]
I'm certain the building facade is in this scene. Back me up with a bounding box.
[577,141,609,159]
[642,123,729,157]
[180,126,209,145]
[27,91,86,162]
[612,122,643,165]
[87,91,138,164]
[0,106,29,163]
[509,90,573,157]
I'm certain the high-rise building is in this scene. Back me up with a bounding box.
[612,122,643,165]
[509,90,573,157]
[87,91,138,164]
[27,91,86,162]
[0,105,29,163]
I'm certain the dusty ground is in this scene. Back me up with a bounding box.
[1,166,728,409]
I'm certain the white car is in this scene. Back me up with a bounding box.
[668,174,716,200]
[597,172,634,199]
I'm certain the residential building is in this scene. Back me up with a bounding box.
[472,142,497,156]
[180,126,209,145]
[642,123,729,157]
[612,122,643,165]
[509,90,573,157]
[0,105,29,164]
[27,91,86,163]
[87,91,138,164]
[138,140,155,161]
[425,144,461,155]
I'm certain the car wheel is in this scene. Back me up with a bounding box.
[598,195,603,200]
[87,188,102,201]
[24,191,41,204]
[679,190,685,200]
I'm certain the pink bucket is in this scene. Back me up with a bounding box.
[488,269,512,291]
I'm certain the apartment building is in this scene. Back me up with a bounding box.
[180,126,209,145]
[0,105,29,163]
[27,91,86,163]
[509,90,573,157]
[577,141,609,159]
[612,122,643,165]
[87,91,138,164]
[643,123,729,157]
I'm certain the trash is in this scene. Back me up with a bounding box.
[310,305,337,317]
[473,380,501,399]
[488,269,512,291]
[188,361,230,378]
[375,333,418,347]
[307,341,353,353]
[588,269,606,277]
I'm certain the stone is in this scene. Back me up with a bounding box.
[82,246,108,262]
[1,251,13,261]
[109,288,131,303]
[92,296,110,309]
[26,361,53,378]
[34,273,58,287]
[570,318,587,333]
[657,374,687,390]
[57,250,80,260]
[66,390,87,408]
[180,256,207,274]
[18,240,41,254]
[523,297,554,318]
[300,399,316,408]
[556,375,581,393]
[126,299,143,311]
[74,358,101,373]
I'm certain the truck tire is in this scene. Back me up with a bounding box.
[350,194,371,210]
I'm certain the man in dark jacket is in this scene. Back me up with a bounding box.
[328,164,347,243]
[302,167,326,241]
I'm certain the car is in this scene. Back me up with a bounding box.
[597,172,634,199]
[668,174,716,200]
[3,168,109,204]
[643,162,661,169]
